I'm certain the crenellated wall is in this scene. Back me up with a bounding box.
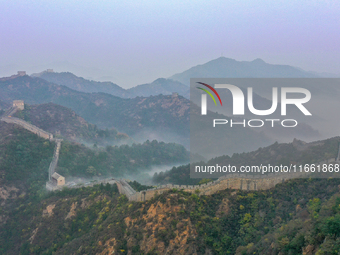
[1,116,54,140]
[128,176,285,202]
[127,169,332,202]
[48,140,62,180]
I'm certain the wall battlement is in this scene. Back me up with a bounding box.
[1,116,54,140]
[129,176,286,202]
[127,162,339,202]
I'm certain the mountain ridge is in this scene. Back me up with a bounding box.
[0,75,191,147]
[33,71,190,99]
[170,57,319,86]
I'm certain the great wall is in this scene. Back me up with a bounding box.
[1,101,340,202]
[1,116,54,140]
[0,102,62,190]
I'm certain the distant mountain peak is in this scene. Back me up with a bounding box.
[210,56,237,63]
[153,78,167,83]
[251,58,266,64]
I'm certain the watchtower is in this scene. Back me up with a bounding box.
[17,71,26,76]
[13,100,24,110]
[51,172,65,186]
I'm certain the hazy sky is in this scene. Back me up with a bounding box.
[0,0,339,88]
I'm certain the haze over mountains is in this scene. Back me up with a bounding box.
[31,57,324,98]
[0,76,190,147]
[1,57,338,157]
[0,75,299,157]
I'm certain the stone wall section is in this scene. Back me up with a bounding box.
[1,116,53,140]
[127,165,340,202]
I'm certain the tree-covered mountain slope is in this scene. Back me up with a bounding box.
[0,121,189,226]
[56,139,189,179]
[1,178,340,254]
[0,121,189,189]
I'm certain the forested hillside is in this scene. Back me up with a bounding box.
[0,122,55,199]
[57,140,189,178]
[2,178,340,254]
[2,116,340,254]
[0,121,189,190]
[0,122,188,237]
